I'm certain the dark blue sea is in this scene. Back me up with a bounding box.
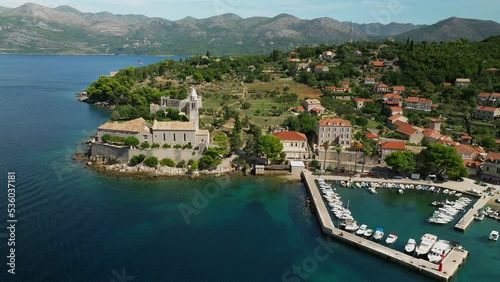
[0,55,498,282]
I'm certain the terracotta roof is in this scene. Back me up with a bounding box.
[430,118,442,123]
[319,118,351,127]
[411,89,421,94]
[152,120,196,131]
[437,139,459,146]
[373,61,385,67]
[384,93,402,99]
[289,51,297,55]
[393,120,410,127]
[461,135,472,140]
[385,100,400,106]
[305,99,321,105]
[272,131,307,141]
[98,117,148,133]
[476,106,498,112]
[378,83,389,88]
[442,82,452,87]
[485,152,500,161]
[396,124,418,136]
[391,106,403,112]
[393,86,405,92]
[406,96,419,103]
[366,132,379,139]
[478,93,500,98]
[496,139,500,144]
[315,65,326,69]
[464,160,482,168]
[381,141,406,150]
[295,106,305,111]
[423,128,441,139]
[455,144,485,155]
[310,108,323,112]
[388,114,403,121]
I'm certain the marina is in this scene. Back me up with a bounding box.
[455,195,494,231]
[302,171,470,281]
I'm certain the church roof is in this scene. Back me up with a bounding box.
[98,118,148,133]
[152,120,196,131]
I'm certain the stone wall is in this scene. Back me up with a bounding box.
[90,143,203,163]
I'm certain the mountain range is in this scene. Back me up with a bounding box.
[0,3,499,56]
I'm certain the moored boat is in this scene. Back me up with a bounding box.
[364,229,374,237]
[427,240,451,263]
[398,189,404,194]
[356,224,367,235]
[416,233,438,256]
[385,233,398,244]
[369,187,377,194]
[373,228,384,240]
[405,238,416,253]
[489,230,498,241]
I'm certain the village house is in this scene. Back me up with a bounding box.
[386,114,408,128]
[297,63,311,72]
[321,51,335,60]
[318,118,352,147]
[373,61,385,67]
[389,106,403,116]
[392,86,406,94]
[380,141,406,160]
[353,98,374,109]
[455,78,471,87]
[405,97,434,111]
[272,131,309,160]
[422,129,456,145]
[314,65,329,73]
[97,117,152,143]
[364,77,376,85]
[481,152,500,183]
[365,132,379,140]
[473,106,500,121]
[383,93,403,106]
[395,123,424,144]
[453,144,485,176]
[303,99,325,114]
[442,82,452,87]
[326,86,352,93]
[477,93,500,106]
[460,133,472,144]
[376,83,390,93]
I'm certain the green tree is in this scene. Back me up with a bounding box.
[101,134,112,143]
[258,135,284,162]
[130,154,146,166]
[384,151,418,174]
[140,141,150,150]
[189,159,199,171]
[241,102,252,110]
[230,130,243,152]
[480,136,496,151]
[151,143,160,149]
[160,158,176,167]
[124,136,140,147]
[213,132,229,148]
[176,160,186,168]
[144,157,159,167]
[418,143,468,178]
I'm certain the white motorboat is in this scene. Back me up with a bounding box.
[317,178,325,182]
[489,230,498,241]
[346,182,352,188]
[369,187,377,194]
[443,189,449,194]
[344,221,360,232]
[373,228,384,240]
[416,234,438,256]
[474,213,485,221]
[398,189,404,194]
[405,238,416,253]
[340,181,346,187]
[427,217,450,224]
[428,240,451,263]
[364,229,374,237]
[449,190,456,195]
[385,233,398,244]
[355,182,361,188]
[356,224,367,235]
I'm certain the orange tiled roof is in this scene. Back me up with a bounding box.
[388,114,403,121]
[272,131,307,141]
[406,96,419,103]
[476,106,498,112]
[378,83,389,88]
[381,141,406,150]
[486,152,500,161]
[319,118,351,127]
[393,86,405,92]
[384,93,402,99]
[396,124,418,136]
[373,61,385,67]
[315,65,326,69]
[366,132,379,139]
[455,144,485,155]
[391,106,403,112]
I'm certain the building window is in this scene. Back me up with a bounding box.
[163,134,166,142]
[184,133,186,141]
[173,134,176,142]
[143,135,148,140]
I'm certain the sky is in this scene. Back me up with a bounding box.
[2,0,499,24]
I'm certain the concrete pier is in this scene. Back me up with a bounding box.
[455,195,493,231]
[302,170,469,281]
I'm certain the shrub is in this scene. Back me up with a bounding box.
[160,158,176,167]
[101,134,112,143]
[176,160,186,168]
[173,144,183,149]
[182,143,193,149]
[140,141,150,149]
[130,154,146,166]
[144,157,159,167]
[162,144,172,149]
[151,143,160,149]
[124,136,140,147]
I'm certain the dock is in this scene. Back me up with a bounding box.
[302,170,469,281]
[455,194,493,231]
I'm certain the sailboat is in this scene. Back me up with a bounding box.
[138,59,143,64]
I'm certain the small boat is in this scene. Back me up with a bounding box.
[345,221,360,232]
[474,213,485,221]
[364,229,374,237]
[373,228,384,240]
[340,181,346,187]
[355,182,362,188]
[443,189,449,194]
[428,217,450,224]
[346,182,352,188]
[385,233,398,244]
[455,193,462,197]
[369,187,377,194]
[356,224,367,235]
[317,178,325,182]
[428,240,451,263]
[398,189,404,194]
[489,230,498,241]
[449,190,456,195]
[405,238,416,253]
[416,233,438,256]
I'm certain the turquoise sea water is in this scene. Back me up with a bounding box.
[0,54,498,281]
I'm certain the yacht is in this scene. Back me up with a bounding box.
[489,230,499,241]
[344,221,360,232]
[373,228,384,240]
[428,217,450,224]
[416,234,438,256]
[474,213,485,221]
[405,238,416,253]
[369,187,377,194]
[427,240,451,263]
[398,189,404,194]
[356,224,367,236]
[363,229,374,237]
[385,233,398,244]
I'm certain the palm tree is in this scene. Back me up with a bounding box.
[361,143,374,173]
[353,141,359,173]
[322,141,330,173]
[334,145,342,171]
